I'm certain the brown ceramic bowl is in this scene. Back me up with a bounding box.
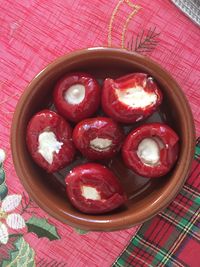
[11,47,195,231]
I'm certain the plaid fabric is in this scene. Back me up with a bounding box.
[113,138,200,267]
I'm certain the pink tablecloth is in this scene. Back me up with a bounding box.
[0,0,199,266]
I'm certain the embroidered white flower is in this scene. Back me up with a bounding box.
[0,149,6,163]
[0,194,25,244]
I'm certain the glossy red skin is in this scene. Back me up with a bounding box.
[102,73,163,123]
[72,117,124,160]
[65,163,127,214]
[26,110,75,173]
[122,123,179,178]
[53,72,101,122]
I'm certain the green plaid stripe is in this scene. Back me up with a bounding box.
[113,140,200,267]
[195,137,200,160]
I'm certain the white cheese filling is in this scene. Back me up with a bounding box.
[137,138,160,166]
[81,186,101,200]
[38,131,63,164]
[116,86,157,108]
[90,137,112,152]
[64,84,85,105]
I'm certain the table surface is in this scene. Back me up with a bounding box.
[0,0,199,266]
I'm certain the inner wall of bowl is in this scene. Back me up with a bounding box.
[20,55,184,221]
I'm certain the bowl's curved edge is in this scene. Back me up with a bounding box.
[10,47,196,231]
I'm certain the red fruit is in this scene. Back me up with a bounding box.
[72,117,124,160]
[122,123,179,178]
[65,163,127,214]
[26,110,75,173]
[53,72,101,122]
[102,73,162,123]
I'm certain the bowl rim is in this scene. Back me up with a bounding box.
[11,47,196,231]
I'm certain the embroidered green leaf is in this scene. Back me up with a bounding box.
[0,167,5,183]
[26,217,60,240]
[0,165,8,200]
[0,184,8,200]
[1,236,35,267]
